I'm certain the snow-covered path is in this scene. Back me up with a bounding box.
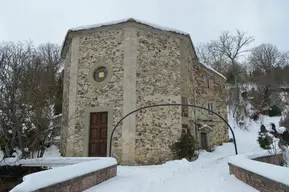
[85,116,280,192]
[85,144,257,192]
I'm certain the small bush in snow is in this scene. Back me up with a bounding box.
[250,112,259,121]
[257,132,272,149]
[257,124,275,149]
[170,129,197,161]
[268,105,282,117]
[257,123,289,166]
[227,138,234,143]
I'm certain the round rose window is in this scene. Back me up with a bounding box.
[94,67,108,82]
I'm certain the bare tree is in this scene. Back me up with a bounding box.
[248,44,289,111]
[249,44,288,84]
[211,30,254,61]
[0,41,62,159]
[198,30,254,74]
[197,45,229,75]
[197,30,254,122]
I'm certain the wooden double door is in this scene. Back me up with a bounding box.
[89,112,108,157]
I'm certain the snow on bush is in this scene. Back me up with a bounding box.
[0,146,61,166]
[0,150,3,160]
[255,120,289,167]
[43,145,61,158]
[280,110,289,129]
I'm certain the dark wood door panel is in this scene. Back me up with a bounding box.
[89,112,108,157]
[201,132,208,150]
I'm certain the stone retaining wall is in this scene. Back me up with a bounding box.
[32,165,116,192]
[253,154,284,166]
[228,163,289,192]
[228,154,289,192]
[0,166,47,192]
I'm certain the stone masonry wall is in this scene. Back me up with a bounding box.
[229,162,289,192]
[61,45,71,156]
[180,38,227,150]
[135,26,182,165]
[180,39,197,139]
[192,63,228,149]
[32,165,117,192]
[73,28,125,160]
[253,154,284,166]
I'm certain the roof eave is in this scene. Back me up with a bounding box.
[60,18,191,59]
[198,62,227,81]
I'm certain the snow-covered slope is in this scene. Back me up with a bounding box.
[85,115,281,192]
[228,113,281,154]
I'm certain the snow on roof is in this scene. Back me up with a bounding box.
[61,18,190,58]
[198,62,227,80]
[61,18,225,80]
[68,18,189,36]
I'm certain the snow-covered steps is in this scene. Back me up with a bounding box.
[11,157,117,192]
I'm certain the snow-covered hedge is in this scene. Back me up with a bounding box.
[11,157,117,192]
[228,151,289,186]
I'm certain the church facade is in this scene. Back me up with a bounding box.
[60,19,228,165]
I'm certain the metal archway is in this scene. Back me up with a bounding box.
[109,103,238,157]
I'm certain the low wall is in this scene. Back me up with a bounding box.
[228,163,289,192]
[0,166,47,192]
[11,158,117,192]
[253,154,284,166]
[33,165,116,192]
[228,151,289,192]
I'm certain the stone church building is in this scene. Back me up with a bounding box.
[60,18,228,165]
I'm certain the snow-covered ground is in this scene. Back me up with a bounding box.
[85,115,281,192]
[1,114,283,192]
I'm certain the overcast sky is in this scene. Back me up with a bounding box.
[1,0,289,51]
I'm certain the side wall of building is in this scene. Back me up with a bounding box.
[180,37,228,149]
[61,43,71,156]
[62,27,126,161]
[180,38,198,139]
[134,26,182,165]
[193,64,228,148]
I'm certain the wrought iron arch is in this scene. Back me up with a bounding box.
[109,104,238,157]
